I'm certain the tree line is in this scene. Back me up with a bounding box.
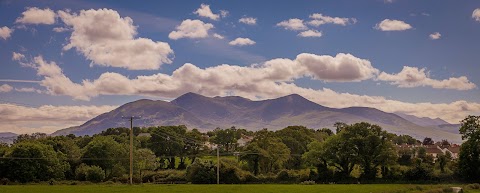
[0,115,479,184]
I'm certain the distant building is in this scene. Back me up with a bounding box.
[394,143,461,162]
[237,135,253,147]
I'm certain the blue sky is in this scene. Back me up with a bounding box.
[0,0,480,134]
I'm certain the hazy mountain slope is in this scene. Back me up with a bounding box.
[53,99,208,136]
[0,132,18,144]
[395,112,450,126]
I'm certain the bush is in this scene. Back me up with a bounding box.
[85,165,105,183]
[0,178,9,185]
[75,164,90,181]
[186,159,216,184]
[276,170,290,182]
[466,183,480,189]
[75,164,106,182]
[143,170,186,184]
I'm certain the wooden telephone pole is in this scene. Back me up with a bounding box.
[122,116,140,185]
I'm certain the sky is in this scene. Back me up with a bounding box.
[0,0,480,134]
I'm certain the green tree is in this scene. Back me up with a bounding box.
[275,126,315,169]
[208,127,240,153]
[302,140,332,182]
[458,115,480,181]
[148,126,186,169]
[3,142,68,182]
[241,129,290,174]
[343,122,397,180]
[82,136,127,178]
[135,148,157,179]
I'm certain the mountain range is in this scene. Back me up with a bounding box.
[52,92,463,143]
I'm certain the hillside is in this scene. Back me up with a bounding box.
[52,92,463,143]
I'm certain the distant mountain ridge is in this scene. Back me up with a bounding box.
[395,113,450,127]
[52,92,463,143]
[0,132,18,145]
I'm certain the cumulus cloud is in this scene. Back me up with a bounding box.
[213,33,224,39]
[229,37,256,46]
[276,18,308,31]
[298,30,322,37]
[0,26,13,40]
[12,52,25,61]
[0,103,116,134]
[239,17,257,25]
[58,8,174,70]
[28,53,377,101]
[16,7,56,25]
[52,27,69,32]
[429,32,441,40]
[220,10,229,18]
[24,54,479,123]
[307,13,356,27]
[0,84,13,93]
[15,87,38,93]
[296,53,379,81]
[169,19,214,40]
[194,4,220,20]
[375,19,412,31]
[377,66,476,90]
[473,8,480,22]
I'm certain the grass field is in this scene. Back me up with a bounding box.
[0,184,476,193]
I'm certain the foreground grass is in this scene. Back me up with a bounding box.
[0,184,459,193]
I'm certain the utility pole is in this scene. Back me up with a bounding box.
[217,144,220,184]
[122,116,140,185]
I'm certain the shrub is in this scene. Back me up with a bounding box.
[75,164,90,181]
[0,178,9,185]
[85,165,105,183]
[276,170,290,182]
[186,159,216,184]
[466,183,480,189]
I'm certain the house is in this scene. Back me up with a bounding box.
[237,135,253,147]
[445,146,460,159]
[425,146,444,160]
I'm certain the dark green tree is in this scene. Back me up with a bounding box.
[82,136,128,178]
[3,142,68,182]
[458,115,480,181]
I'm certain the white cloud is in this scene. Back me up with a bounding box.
[169,19,214,40]
[0,26,13,40]
[220,10,229,18]
[307,13,356,27]
[239,17,257,25]
[429,32,441,40]
[375,19,412,31]
[377,66,476,90]
[213,33,224,39]
[15,87,43,94]
[0,84,13,93]
[52,27,69,32]
[26,55,479,123]
[276,18,308,31]
[296,53,379,82]
[229,37,256,46]
[298,30,322,37]
[0,103,116,134]
[472,8,480,22]
[12,52,25,61]
[58,8,173,70]
[194,4,220,20]
[16,7,56,25]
